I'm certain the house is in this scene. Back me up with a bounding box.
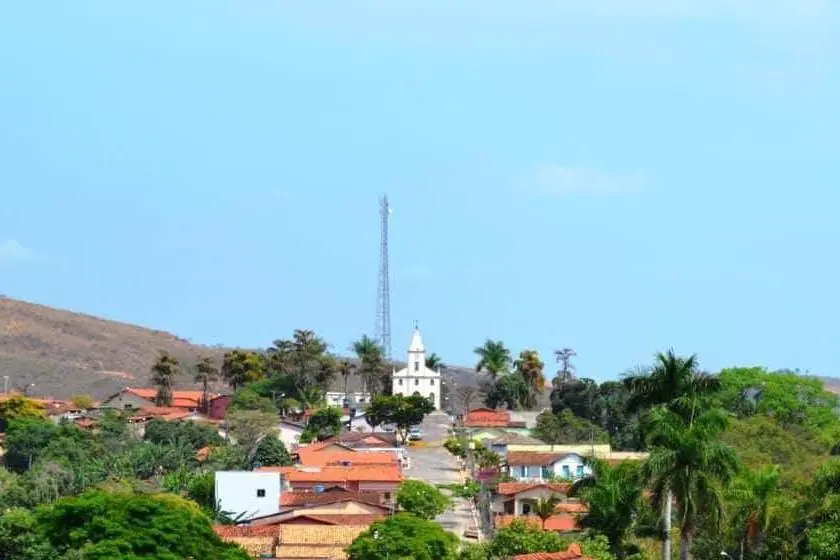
[213,525,278,558]
[251,492,390,526]
[101,387,231,419]
[492,482,573,516]
[506,451,593,482]
[496,514,580,534]
[486,433,544,456]
[506,443,649,463]
[258,465,403,502]
[512,543,593,560]
[215,471,282,521]
[297,437,408,469]
[274,525,369,560]
[463,408,515,428]
[277,419,306,450]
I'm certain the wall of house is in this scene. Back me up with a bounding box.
[300,502,385,515]
[209,395,231,419]
[101,392,153,410]
[277,424,303,450]
[510,456,590,481]
[216,471,282,520]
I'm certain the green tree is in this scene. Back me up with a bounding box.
[0,395,45,432]
[226,410,277,455]
[69,394,95,409]
[150,352,180,406]
[352,335,386,397]
[338,358,358,403]
[474,339,512,378]
[485,373,528,410]
[229,387,278,414]
[425,353,444,370]
[728,465,782,559]
[533,409,609,445]
[485,518,566,558]
[3,418,60,472]
[346,513,459,560]
[221,350,266,390]
[396,480,452,520]
[802,460,840,560]
[0,508,50,560]
[642,407,740,560]
[571,460,643,558]
[533,496,562,530]
[142,418,222,451]
[366,394,434,444]
[252,436,293,468]
[194,356,219,414]
[514,349,546,409]
[36,490,250,560]
[269,330,335,396]
[300,407,343,443]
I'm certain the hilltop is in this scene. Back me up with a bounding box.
[0,296,482,399]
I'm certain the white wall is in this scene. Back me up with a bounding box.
[392,371,441,410]
[215,471,281,520]
[510,454,591,481]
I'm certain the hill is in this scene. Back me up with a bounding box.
[0,296,483,400]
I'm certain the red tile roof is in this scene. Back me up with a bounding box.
[512,543,591,560]
[496,514,579,532]
[212,525,278,538]
[124,387,218,409]
[280,491,384,508]
[496,482,571,496]
[463,408,512,428]
[279,513,385,526]
[297,450,398,468]
[506,452,566,466]
[556,502,588,514]
[259,465,403,484]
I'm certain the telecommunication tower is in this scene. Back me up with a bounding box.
[375,195,392,360]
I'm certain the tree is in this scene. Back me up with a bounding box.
[221,350,266,390]
[3,418,61,472]
[251,436,293,468]
[571,459,644,558]
[366,394,434,444]
[396,480,452,520]
[346,513,459,560]
[533,409,608,445]
[69,394,95,409]
[0,508,50,560]
[554,347,577,386]
[485,518,566,559]
[0,396,45,432]
[425,353,444,371]
[226,410,277,455]
[300,407,343,443]
[150,352,180,406]
[194,356,219,414]
[642,407,740,560]
[550,377,602,421]
[514,349,546,409]
[474,339,512,378]
[229,387,278,414]
[338,358,357,403]
[143,418,222,450]
[533,496,562,530]
[485,373,527,410]
[352,335,386,397]
[728,465,782,559]
[269,330,335,397]
[35,490,250,560]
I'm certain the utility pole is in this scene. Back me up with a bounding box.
[374,195,392,361]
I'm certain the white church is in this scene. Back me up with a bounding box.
[392,325,442,410]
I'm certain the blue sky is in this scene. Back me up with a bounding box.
[1,1,838,380]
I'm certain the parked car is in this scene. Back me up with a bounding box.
[408,429,423,441]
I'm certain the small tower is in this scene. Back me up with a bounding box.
[391,323,441,410]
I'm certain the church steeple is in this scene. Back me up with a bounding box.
[407,323,425,374]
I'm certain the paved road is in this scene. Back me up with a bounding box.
[407,412,481,542]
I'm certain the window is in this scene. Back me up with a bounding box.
[520,466,529,478]
[522,502,532,515]
[576,465,585,478]
[562,465,571,479]
[430,379,435,386]
[414,361,419,371]
[256,489,266,498]
[429,392,435,402]
[541,465,552,480]
[414,379,419,386]
[398,379,403,386]
[384,492,391,502]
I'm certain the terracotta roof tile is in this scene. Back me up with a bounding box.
[298,451,398,467]
[278,525,368,545]
[274,544,348,559]
[512,543,591,560]
[280,490,382,507]
[496,482,571,496]
[213,525,279,538]
[556,502,588,514]
[124,387,219,409]
[258,465,403,483]
[280,513,384,525]
[496,514,579,532]
[506,452,567,466]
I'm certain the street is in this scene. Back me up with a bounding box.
[407,411,482,542]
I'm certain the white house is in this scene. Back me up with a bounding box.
[215,471,282,521]
[391,325,441,410]
[506,451,592,482]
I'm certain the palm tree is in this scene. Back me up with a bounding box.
[729,466,781,560]
[571,459,644,558]
[150,353,180,406]
[194,356,219,414]
[337,359,357,403]
[221,350,266,390]
[514,349,546,409]
[643,407,740,560]
[474,339,512,379]
[532,496,562,530]
[352,335,385,398]
[425,353,444,371]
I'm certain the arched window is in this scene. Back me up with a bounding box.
[414,379,419,386]
[429,392,435,403]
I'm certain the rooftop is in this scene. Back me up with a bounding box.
[496,514,579,533]
[506,451,569,466]
[496,482,572,496]
[512,543,592,560]
[258,465,403,484]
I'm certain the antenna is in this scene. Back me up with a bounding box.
[375,195,392,361]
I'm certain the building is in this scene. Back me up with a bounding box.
[492,482,580,516]
[505,443,649,463]
[512,543,592,560]
[506,451,592,482]
[391,325,441,410]
[215,471,282,521]
[258,464,403,503]
[101,387,230,419]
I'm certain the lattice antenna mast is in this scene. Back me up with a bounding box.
[375,195,392,360]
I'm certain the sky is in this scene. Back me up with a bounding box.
[1,1,839,381]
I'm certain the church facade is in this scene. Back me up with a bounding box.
[391,326,441,410]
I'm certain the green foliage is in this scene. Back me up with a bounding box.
[0,508,51,560]
[300,407,343,443]
[443,437,466,458]
[486,519,567,558]
[448,479,481,500]
[514,349,546,409]
[228,387,278,413]
[221,349,267,390]
[485,373,528,410]
[150,352,180,406]
[36,490,250,559]
[346,513,459,560]
[69,394,95,409]
[227,410,277,452]
[0,395,45,432]
[251,436,293,468]
[366,394,434,444]
[270,329,337,394]
[474,339,512,378]
[194,356,220,413]
[142,418,222,451]
[533,409,609,444]
[396,480,452,520]
[3,418,62,472]
[352,334,386,397]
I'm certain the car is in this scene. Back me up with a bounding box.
[408,430,423,441]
